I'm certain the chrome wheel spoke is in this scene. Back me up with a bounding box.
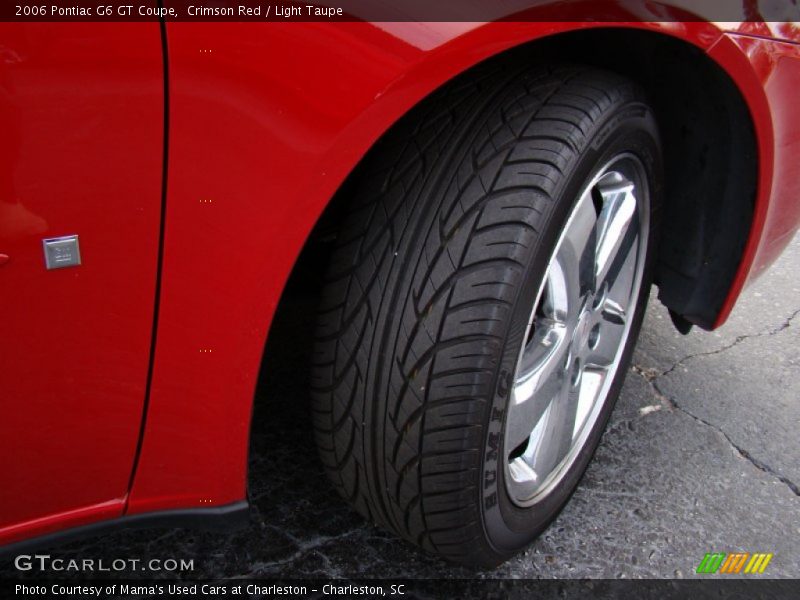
[595,174,637,289]
[507,322,569,455]
[557,189,599,307]
[572,366,606,439]
[526,377,580,477]
[599,220,639,303]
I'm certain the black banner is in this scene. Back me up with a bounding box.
[4,0,800,22]
[3,579,800,600]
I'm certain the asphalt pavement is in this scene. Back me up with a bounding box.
[4,234,798,580]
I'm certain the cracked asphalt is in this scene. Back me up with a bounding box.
[3,234,798,580]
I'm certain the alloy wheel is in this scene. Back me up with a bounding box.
[504,154,649,507]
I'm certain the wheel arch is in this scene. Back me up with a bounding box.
[277,26,765,337]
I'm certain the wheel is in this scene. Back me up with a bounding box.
[310,63,662,567]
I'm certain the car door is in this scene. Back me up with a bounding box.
[0,23,164,544]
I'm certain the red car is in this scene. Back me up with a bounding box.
[1,2,799,567]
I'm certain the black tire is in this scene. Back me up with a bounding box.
[310,63,662,567]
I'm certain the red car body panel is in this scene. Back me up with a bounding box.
[712,33,800,326]
[1,7,799,547]
[0,24,164,542]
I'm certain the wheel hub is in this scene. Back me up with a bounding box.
[573,304,594,349]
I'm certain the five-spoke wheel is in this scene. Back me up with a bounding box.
[505,157,648,506]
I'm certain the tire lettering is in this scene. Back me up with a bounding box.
[484,469,496,489]
[486,432,500,462]
[496,369,511,398]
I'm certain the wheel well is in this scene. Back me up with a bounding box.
[530,29,758,330]
[287,27,758,332]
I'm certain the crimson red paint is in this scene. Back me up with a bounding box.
[0,24,164,542]
[1,8,798,547]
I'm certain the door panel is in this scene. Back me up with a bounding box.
[0,23,163,543]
